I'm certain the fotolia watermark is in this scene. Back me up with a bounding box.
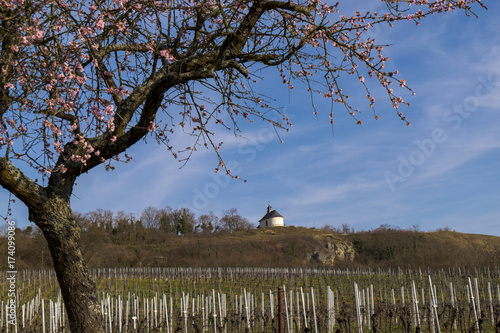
[190,126,277,212]
[385,73,498,192]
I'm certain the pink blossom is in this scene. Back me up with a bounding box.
[75,62,84,73]
[116,21,126,32]
[104,105,114,115]
[62,62,71,73]
[57,164,68,174]
[33,29,44,41]
[91,105,100,115]
[84,142,94,153]
[57,74,67,83]
[95,18,105,30]
[107,118,115,131]
[160,50,175,62]
[76,75,87,84]
[147,121,157,132]
[79,27,92,37]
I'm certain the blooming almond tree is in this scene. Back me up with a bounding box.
[0,0,486,331]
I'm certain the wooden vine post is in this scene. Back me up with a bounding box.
[278,287,285,333]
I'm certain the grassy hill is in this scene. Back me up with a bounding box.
[349,228,500,268]
[3,225,500,270]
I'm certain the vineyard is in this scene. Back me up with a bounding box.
[1,267,500,332]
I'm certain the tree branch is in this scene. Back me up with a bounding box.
[34,110,78,123]
[220,60,249,77]
[80,86,167,175]
[215,1,314,66]
[0,157,45,210]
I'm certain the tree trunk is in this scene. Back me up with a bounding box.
[30,197,104,333]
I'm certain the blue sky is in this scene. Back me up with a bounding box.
[3,1,500,236]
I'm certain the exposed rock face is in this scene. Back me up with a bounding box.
[310,237,355,266]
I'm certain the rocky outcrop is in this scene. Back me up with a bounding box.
[310,237,355,266]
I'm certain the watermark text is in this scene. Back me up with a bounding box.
[6,219,17,328]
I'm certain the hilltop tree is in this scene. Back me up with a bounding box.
[174,207,195,235]
[220,208,253,232]
[140,206,163,229]
[196,211,219,234]
[0,0,486,331]
[141,206,197,234]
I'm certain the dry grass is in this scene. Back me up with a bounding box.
[1,225,499,269]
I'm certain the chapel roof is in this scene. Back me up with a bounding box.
[259,205,283,221]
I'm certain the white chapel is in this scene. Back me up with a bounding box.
[259,205,284,228]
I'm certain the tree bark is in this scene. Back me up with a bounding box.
[30,197,104,333]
